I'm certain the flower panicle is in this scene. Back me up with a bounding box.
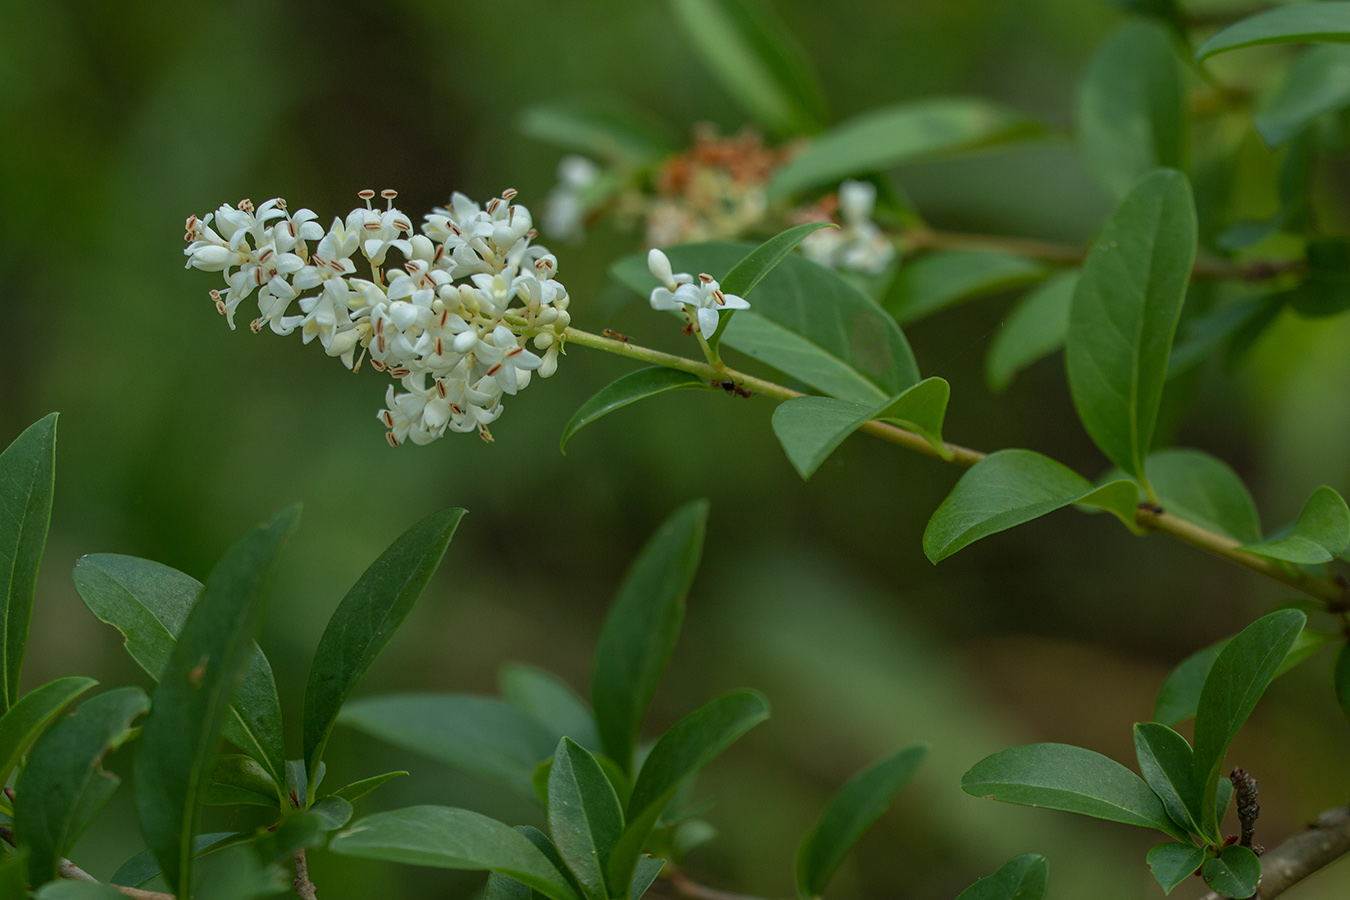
[184,189,570,446]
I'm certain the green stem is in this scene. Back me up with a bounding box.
[563,327,1348,607]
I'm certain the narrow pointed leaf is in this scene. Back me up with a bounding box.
[1193,609,1306,837]
[501,664,601,753]
[924,449,1140,563]
[0,413,57,713]
[884,250,1046,325]
[1147,843,1205,894]
[561,369,713,453]
[110,833,239,888]
[769,98,1040,199]
[1066,169,1197,485]
[72,554,286,792]
[1240,486,1350,564]
[193,845,291,900]
[518,99,679,166]
[304,507,465,798]
[310,796,354,831]
[710,222,838,348]
[0,675,97,789]
[1255,45,1350,146]
[961,743,1189,840]
[1196,3,1350,60]
[340,694,557,798]
[331,770,408,804]
[15,687,149,885]
[986,271,1076,393]
[1133,723,1200,837]
[1201,845,1261,897]
[331,806,581,900]
[954,853,1048,900]
[795,746,927,900]
[549,738,625,900]
[134,505,299,898]
[592,500,708,773]
[202,756,281,808]
[631,856,665,899]
[1147,450,1262,544]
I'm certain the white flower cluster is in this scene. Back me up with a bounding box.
[543,156,600,241]
[646,248,748,337]
[799,180,896,275]
[184,189,570,446]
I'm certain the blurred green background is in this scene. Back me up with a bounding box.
[4,0,1350,897]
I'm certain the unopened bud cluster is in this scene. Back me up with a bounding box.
[184,190,570,446]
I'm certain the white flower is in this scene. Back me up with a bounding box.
[646,250,747,336]
[800,179,895,276]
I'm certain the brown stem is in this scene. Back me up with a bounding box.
[0,826,173,900]
[667,869,773,900]
[1199,806,1350,900]
[293,849,318,900]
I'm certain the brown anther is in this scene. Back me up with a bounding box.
[713,288,727,306]
[389,367,410,378]
[487,363,503,376]
[357,189,376,200]
[386,431,400,448]
[214,298,227,315]
[433,243,446,262]
[450,403,463,415]
[376,336,387,354]
[250,318,263,333]
[381,188,398,199]
[436,381,447,398]
[435,338,444,355]
[404,261,417,273]
[502,188,518,200]
[698,272,714,283]
[370,357,386,371]
[275,198,287,209]
[525,228,538,239]
[394,217,412,232]
[485,197,502,214]
[381,411,395,427]
[479,424,494,443]
[238,198,254,212]
[364,221,382,231]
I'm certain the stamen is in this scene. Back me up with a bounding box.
[386,431,400,448]
[698,273,714,284]
[502,188,518,200]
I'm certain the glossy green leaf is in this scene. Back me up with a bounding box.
[331,770,408,805]
[769,98,1040,198]
[1240,486,1350,564]
[1256,45,1350,145]
[1147,842,1206,894]
[772,377,951,480]
[303,507,464,799]
[519,824,588,900]
[561,368,713,453]
[517,99,679,166]
[884,250,1047,325]
[1146,449,1262,544]
[549,738,625,900]
[611,243,920,403]
[609,690,770,894]
[961,743,1189,840]
[1196,2,1350,61]
[711,222,838,347]
[986,271,1077,393]
[134,505,299,899]
[631,855,665,899]
[669,0,825,136]
[0,675,96,789]
[1133,723,1199,836]
[1193,609,1306,837]
[192,845,291,900]
[923,449,1140,563]
[331,806,581,900]
[1066,169,1197,486]
[1077,22,1187,199]
[340,694,557,798]
[1201,844,1261,898]
[311,795,354,831]
[953,853,1049,900]
[72,554,287,792]
[110,832,240,888]
[592,500,708,774]
[795,746,927,900]
[1336,643,1350,721]
[0,413,57,713]
[15,687,149,885]
[202,755,281,808]
[501,664,601,753]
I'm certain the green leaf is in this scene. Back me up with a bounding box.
[517,98,679,166]
[669,0,826,136]
[960,743,1189,840]
[592,500,708,774]
[1255,45,1350,145]
[339,694,558,798]
[923,449,1141,563]
[609,690,770,894]
[1336,643,1350,722]
[1196,2,1350,61]
[711,222,838,347]
[110,832,240,888]
[0,413,57,713]
[311,795,354,831]
[1146,450,1262,544]
[331,806,582,900]
[1192,609,1306,838]
[202,755,281,807]
[986,271,1077,393]
[1077,22,1188,200]
[1240,486,1350,564]
[631,856,665,899]
[1201,845,1261,898]
[772,377,951,480]
[1215,776,1235,830]
[883,250,1047,325]
[134,505,300,899]
[15,686,149,885]
[192,845,292,900]
[71,554,287,793]
[795,746,927,900]
[331,770,408,805]
[1066,169,1197,486]
[953,853,1049,900]
[501,664,601,754]
[1133,723,1199,836]
[1146,842,1205,894]
[611,243,920,403]
[549,738,626,900]
[303,507,464,800]
[0,675,97,790]
[1284,238,1350,317]
[769,98,1040,199]
[561,369,714,453]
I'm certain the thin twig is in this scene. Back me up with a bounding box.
[0,825,173,900]
[1199,806,1350,900]
[667,868,774,900]
[293,849,319,900]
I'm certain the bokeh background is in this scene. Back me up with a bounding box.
[4,0,1350,897]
